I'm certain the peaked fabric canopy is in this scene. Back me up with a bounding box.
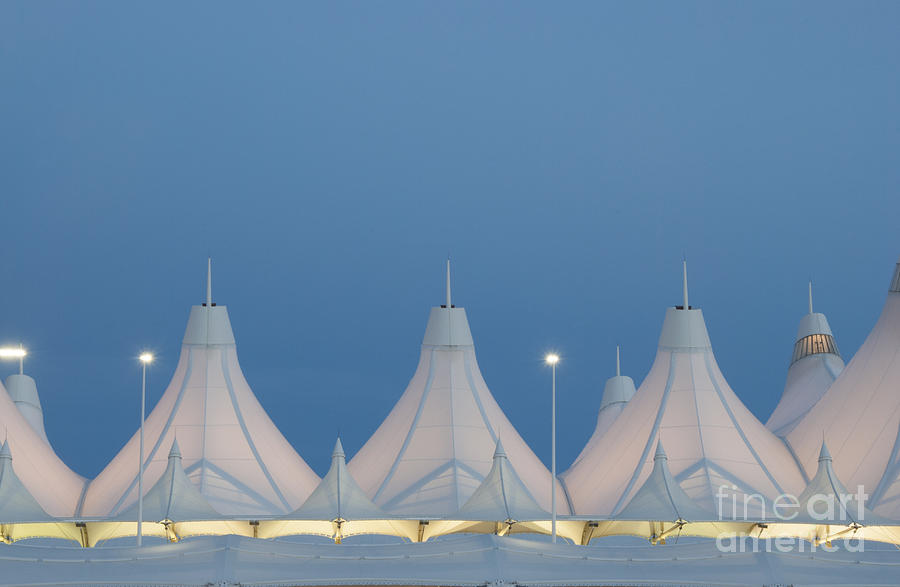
[794,442,881,526]
[348,271,568,517]
[767,302,844,438]
[0,441,82,544]
[0,379,85,517]
[81,279,320,517]
[455,440,547,523]
[562,276,806,518]
[258,438,417,542]
[115,440,220,523]
[422,440,581,542]
[85,440,252,546]
[0,441,53,524]
[764,442,895,545]
[291,438,385,521]
[615,442,711,523]
[584,442,745,544]
[786,257,900,519]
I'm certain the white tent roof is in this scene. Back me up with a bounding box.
[790,441,884,526]
[0,441,52,523]
[258,439,418,543]
[0,379,85,517]
[562,264,806,517]
[81,264,320,517]
[571,347,636,465]
[348,263,568,517]
[615,442,710,523]
[766,285,844,438]
[115,440,220,523]
[786,257,900,518]
[291,438,385,521]
[455,439,548,522]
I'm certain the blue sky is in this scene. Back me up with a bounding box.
[1,1,898,478]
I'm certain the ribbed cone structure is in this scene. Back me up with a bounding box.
[615,442,709,522]
[4,374,49,444]
[0,379,84,516]
[455,440,548,522]
[82,299,320,517]
[348,303,568,516]
[291,438,384,521]
[115,440,220,523]
[562,304,805,518]
[786,256,900,519]
[767,310,844,438]
[0,441,53,523]
[571,371,636,466]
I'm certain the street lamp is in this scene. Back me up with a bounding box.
[545,353,560,543]
[137,352,153,546]
[0,346,26,374]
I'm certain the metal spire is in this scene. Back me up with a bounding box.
[682,260,689,310]
[206,257,212,307]
[808,280,814,314]
[616,345,621,377]
[446,257,452,309]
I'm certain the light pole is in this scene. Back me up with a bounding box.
[545,353,560,543]
[137,352,153,547]
[0,346,27,373]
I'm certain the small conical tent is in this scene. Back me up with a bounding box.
[764,442,895,545]
[118,439,222,523]
[766,283,844,439]
[615,442,714,524]
[0,441,82,543]
[455,440,547,523]
[586,443,742,544]
[785,256,900,519]
[85,440,249,546]
[562,263,806,518]
[424,440,581,542]
[0,379,85,517]
[348,262,568,517]
[81,262,320,517]
[571,346,636,465]
[259,439,417,542]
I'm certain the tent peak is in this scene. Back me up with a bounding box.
[333,437,345,459]
[654,441,667,462]
[0,440,10,461]
[493,439,507,459]
[818,440,832,463]
[168,439,181,460]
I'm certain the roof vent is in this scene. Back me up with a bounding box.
[791,333,840,364]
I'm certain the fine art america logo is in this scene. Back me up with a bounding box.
[713,484,869,553]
